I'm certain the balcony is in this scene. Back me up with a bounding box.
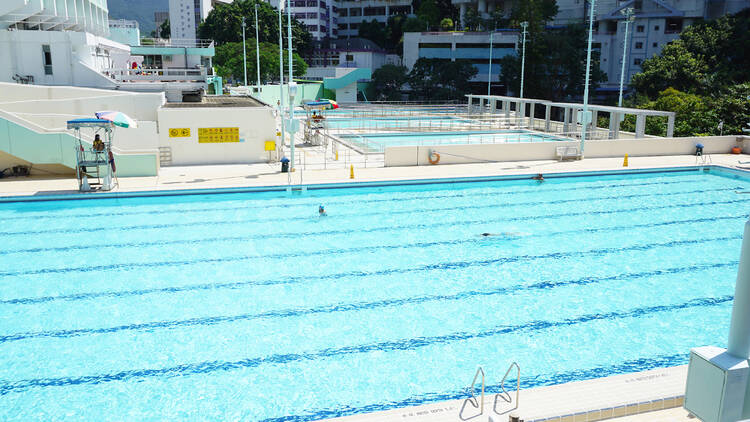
[103,68,208,83]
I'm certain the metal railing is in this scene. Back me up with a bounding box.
[137,38,214,48]
[494,362,521,415]
[104,68,208,82]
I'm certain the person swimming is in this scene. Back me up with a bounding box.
[318,205,327,216]
[480,232,524,237]
[532,173,544,182]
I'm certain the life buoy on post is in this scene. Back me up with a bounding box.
[428,149,440,165]
[108,150,116,173]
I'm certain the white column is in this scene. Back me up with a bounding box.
[545,104,551,132]
[478,0,487,14]
[504,100,510,119]
[467,95,473,113]
[490,98,497,113]
[459,3,466,29]
[635,114,646,138]
[728,220,750,360]
[563,108,570,134]
[609,112,620,139]
[667,115,675,138]
[529,102,535,129]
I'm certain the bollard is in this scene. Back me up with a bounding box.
[350,165,354,179]
[623,154,629,167]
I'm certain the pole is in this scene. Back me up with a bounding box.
[242,18,247,88]
[728,219,750,360]
[487,31,493,96]
[287,0,295,171]
[255,3,261,92]
[617,8,633,107]
[580,0,596,159]
[519,21,528,99]
[278,2,285,161]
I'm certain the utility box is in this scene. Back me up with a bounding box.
[685,346,749,422]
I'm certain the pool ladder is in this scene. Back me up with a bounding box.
[459,363,521,420]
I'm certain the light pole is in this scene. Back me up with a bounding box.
[487,30,494,96]
[287,0,296,172]
[242,18,248,87]
[278,1,285,161]
[519,21,528,98]
[617,8,634,107]
[254,3,261,93]
[579,0,596,159]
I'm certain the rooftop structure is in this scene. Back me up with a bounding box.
[169,0,234,40]
[268,0,338,40]
[0,0,110,36]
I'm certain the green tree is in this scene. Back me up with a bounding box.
[358,20,387,48]
[408,58,477,101]
[631,10,750,97]
[371,64,409,100]
[440,18,454,31]
[462,8,481,31]
[198,0,312,54]
[159,19,170,39]
[214,41,307,84]
[403,16,428,32]
[417,0,441,29]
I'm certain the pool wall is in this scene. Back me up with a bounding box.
[384,135,748,166]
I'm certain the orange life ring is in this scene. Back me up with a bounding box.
[428,150,440,165]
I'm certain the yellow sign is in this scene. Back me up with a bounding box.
[169,128,191,138]
[198,127,240,143]
[264,141,276,151]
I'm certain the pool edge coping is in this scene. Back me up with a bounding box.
[0,164,746,204]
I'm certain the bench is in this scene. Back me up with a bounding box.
[556,146,580,161]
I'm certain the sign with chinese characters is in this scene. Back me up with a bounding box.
[198,127,240,143]
[169,128,191,138]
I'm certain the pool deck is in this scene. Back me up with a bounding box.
[0,153,747,198]
[319,365,690,422]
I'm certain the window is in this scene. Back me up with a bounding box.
[338,23,348,29]
[665,18,683,33]
[42,45,52,75]
[634,58,642,65]
[349,8,361,16]
[364,6,385,16]
[339,8,348,16]
[636,25,644,32]
[654,25,659,30]
[346,54,354,62]
[652,42,658,47]
[307,24,318,31]
[635,41,643,49]
[605,21,617,33]
[306,0,316,6]
[349,22,359,30]
[419,43,452,48]
[634,0,642,10]
[320,1,326,8]
[390,6,410,15]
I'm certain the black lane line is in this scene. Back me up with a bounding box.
[0,295,730,396]
[0,262,734,344]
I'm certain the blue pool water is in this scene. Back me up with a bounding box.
[0,168,747,421]
[339,130,567,152]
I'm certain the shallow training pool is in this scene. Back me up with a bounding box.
[339,130,568,152]
[321,116,473,130]
[0,168,747,421]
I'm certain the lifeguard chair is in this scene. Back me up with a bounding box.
[66,118,118,192]
[302,101,332,146]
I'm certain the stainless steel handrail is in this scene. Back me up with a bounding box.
[494,362,521,415]
[466,366,485,412]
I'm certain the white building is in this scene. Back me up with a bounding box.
[268,0,338,40]
[336,0,413,38]
[168,0,233,41]
[411,0,750,93]
[0,0,129,88]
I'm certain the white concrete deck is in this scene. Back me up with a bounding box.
[320,365,688,422]
[0,153,746,198]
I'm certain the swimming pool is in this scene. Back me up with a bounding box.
[320,116,474,130]
[339,130,568,152]
[0,168,746,421]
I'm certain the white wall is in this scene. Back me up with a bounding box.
[0,30,129,88]
[384,136,747,166]
[157,106,277,165]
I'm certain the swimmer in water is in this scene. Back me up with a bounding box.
[319,205,327,216]
[532,173,544,182]
[480,232,523,237]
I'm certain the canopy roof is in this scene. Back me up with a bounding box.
[66,119,115,130]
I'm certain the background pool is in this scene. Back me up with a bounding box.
[339,130,568,152]
[0,169,746,421]
[321,116,473,130]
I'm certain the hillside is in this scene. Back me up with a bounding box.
[107,0,169,34]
